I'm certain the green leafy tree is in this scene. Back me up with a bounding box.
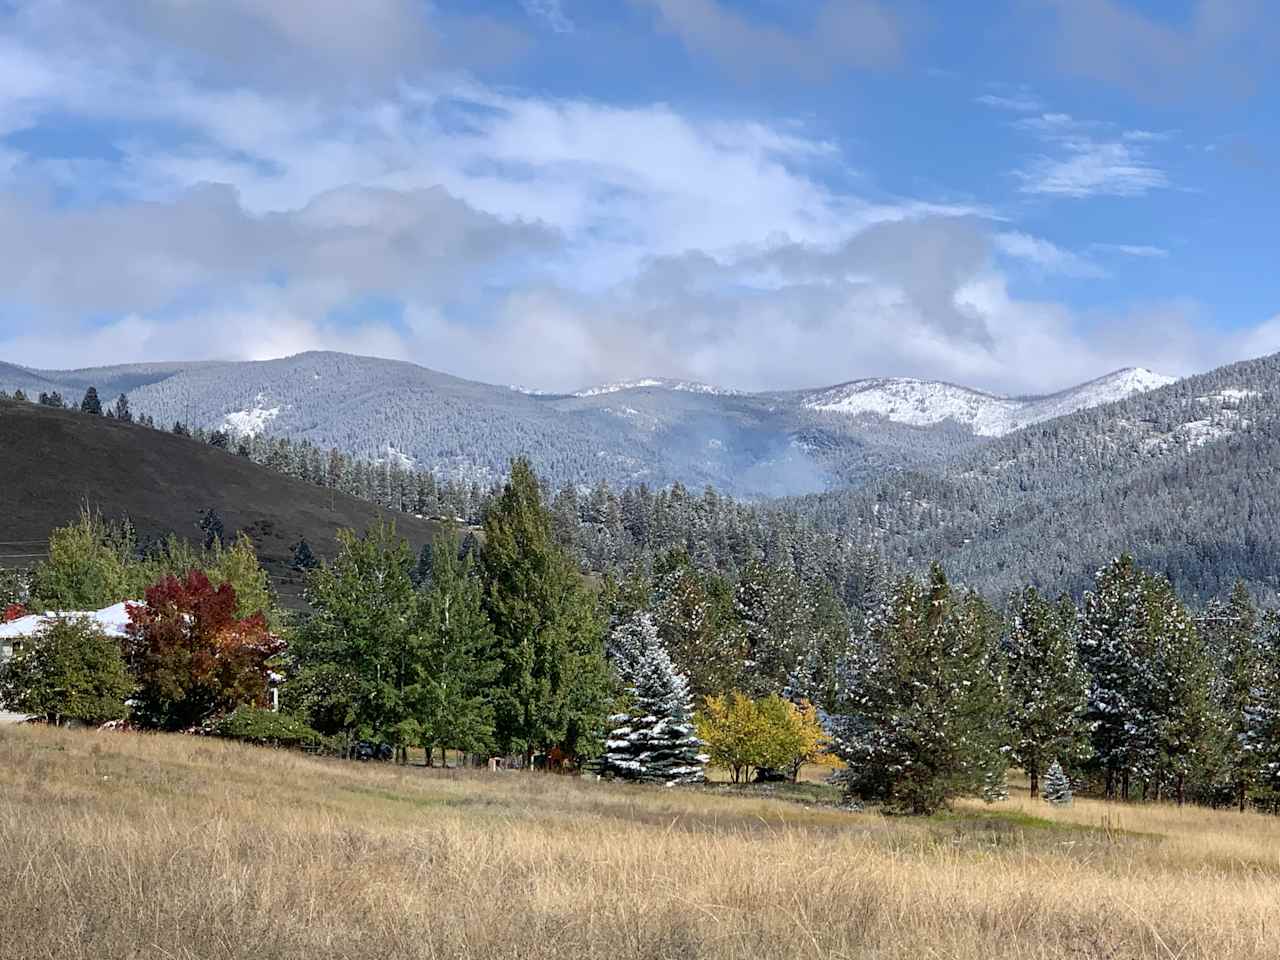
[291,523,418,755]
[1004,587,1090,798]
[0,616,133,725]
[482,457,612,766]
[835,565,1009,815]
[31,507,141,610]
[408,532,500,765]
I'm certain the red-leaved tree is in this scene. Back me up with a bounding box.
[123,570,283,730]
[2,603,27,623]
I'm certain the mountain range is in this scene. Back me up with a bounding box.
[0,354,1174,499]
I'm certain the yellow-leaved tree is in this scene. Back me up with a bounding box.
[697,692,829,783]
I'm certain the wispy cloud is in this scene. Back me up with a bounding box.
[1012,112,1171,199]
[995,231,1105,277]
[975,85,1044,113]
[521,0,574,33]
[1091,243,1169,258]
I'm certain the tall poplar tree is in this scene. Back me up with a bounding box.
[482,458,611,766]
[292,522,418,755]
[409,532,500,765]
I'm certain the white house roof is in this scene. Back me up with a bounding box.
[0,601,138,640]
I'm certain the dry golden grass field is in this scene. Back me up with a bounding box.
[3,725,1280,960]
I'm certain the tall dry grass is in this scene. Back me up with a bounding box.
[2,724,1279,959]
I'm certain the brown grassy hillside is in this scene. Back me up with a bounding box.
[0,399,443,604]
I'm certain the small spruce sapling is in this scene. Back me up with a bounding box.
[1042,760,1073,805]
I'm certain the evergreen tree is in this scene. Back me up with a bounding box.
[79,386,102,415]
[1004,587,1090,798]
[481,457,612,766]
[1147,575,1214,805]
[733,559,805,697]
[650,550,741,699]
[12,389,26,402]
[1079,555,1156,800]
[290,539,319,572]
[408,533,500,765]
[113,393,132,422]
[199,508,225,550]
[1042,760,1073,805]
[834,565,1008,815]
[1243,612,1280,812]
[1205,582,1264,811]
[600,612,707,784]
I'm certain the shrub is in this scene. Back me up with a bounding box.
[209,705,321,748]
[0,616,133,725]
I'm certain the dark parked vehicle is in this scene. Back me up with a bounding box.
[348,740,393,762]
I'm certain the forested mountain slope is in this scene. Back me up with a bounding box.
[0,399,442,603]
[1,352,1170,499]
[792,353,1280,602]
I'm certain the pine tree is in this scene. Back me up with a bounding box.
[834,565,1008,815]
[113,393,132,422]
[482,457,612,767]
[199,508,225,550]
[1079,555,1156,800]
[290,539,318,572]
[1042,760,1073,805]
[1243,612,1280,812]
[1004,587,1090,798]
[600,612,707,784]
[650,551,741,699]
[1147,575,1214,805]
[1206,582,1264,811]
[79,386,102,415]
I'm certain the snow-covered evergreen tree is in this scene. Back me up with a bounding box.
[601,612,707,784]
[834,565,1009,815]
[1042,760,1073,805]
[1080,555,1156,800]
[1004,586,1089,798]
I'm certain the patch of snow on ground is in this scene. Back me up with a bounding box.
[573,378,738,398]
[223,394,280,437]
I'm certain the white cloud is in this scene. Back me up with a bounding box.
[1012,112,1170,198]
[975,88,1044,113]
[522,0,575,33]
[995,231,1105,278]
[1091,243,1169,258]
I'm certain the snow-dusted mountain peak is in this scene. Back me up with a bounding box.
[803,367,1175,437]
[572,377,737,398]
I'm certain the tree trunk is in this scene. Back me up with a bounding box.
[1238,782,1247,813]
[440,745,448,768]
[1029,767,1039,800]
[1176,774,1185,807]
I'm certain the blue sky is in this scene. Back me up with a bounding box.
[0,0,1276,393]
